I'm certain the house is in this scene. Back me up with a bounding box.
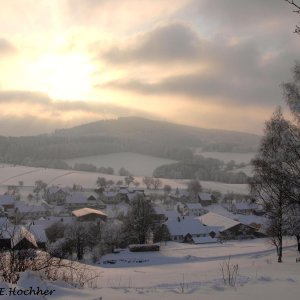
[169,189,190,203]
[31,216,75,229]
[28,225,48,250]
[101,191,123,204]
[200,212,258,240]
[65,192,89,210]
[153,206,168,223]
[163,216,216,243]
[183,203,207,216]
[72,207,107,222]
[0,195,15,212]
[0,223,38,250]
[231,202,258,215]
[45,186,70,205]
[198,192,213,206]
[12,202,49,220]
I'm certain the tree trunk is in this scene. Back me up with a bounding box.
[296,234,300,252]
[278,238,283,263]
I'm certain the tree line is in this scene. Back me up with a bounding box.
[153,156,249,184]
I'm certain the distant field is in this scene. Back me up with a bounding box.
[64,152,177,177]
[0,164,249,195]
[195,151,256,164]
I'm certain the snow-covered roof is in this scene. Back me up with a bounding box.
[32,216,74,228]
[233,202,258,210]
[29,225,48,243]
[185,203,203,210]
[165,217,209,236]
[13,226,38,248]
[153,206,166,215]
[1,225,38,248]
[47,186,69,194]
[200,212,240,232]
[198,192,212,201]
[192,236,218,244]
[0,195,15,205]
[103,191,119,198]
[66,192,87,204]
[72,207,107,218]
[0,217,11,229]
[15,202,48,213]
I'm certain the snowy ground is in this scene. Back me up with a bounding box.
[0,164,249,195]
[64,152,177,177]
[1,239,299,299]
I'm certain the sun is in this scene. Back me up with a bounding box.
[29,53,95,100]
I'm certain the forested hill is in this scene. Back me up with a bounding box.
[0,117,260,168]
[54,117,260,152]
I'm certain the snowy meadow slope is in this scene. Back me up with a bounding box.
[0,239,299,300]
[0,164,249,194]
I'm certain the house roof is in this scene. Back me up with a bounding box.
[198,192,212,201]
[0,195,15,205]
[29,225,48,243]
[15,202,48,213]
[0,217,11,229]
[47,186,69,195]
[103,191,119,198]
[13,226,38,248]
[1,225,38,248]
[165,216,209,236]
[72,207,107,218]
[191,236,218,244]
[32,216,75,228]
[200,212,240,232]
[233,202,258,210]
[66,192,87,204]
[185,203,203,210]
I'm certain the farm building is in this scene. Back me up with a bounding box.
[199,212,258,240]
[72,207,107,222]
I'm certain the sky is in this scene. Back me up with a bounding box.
[0,0,299,136]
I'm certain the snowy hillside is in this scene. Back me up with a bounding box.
[0,239,299,300]
[0,164,249,194]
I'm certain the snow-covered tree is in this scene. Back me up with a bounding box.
[187,179,202,201]
[123,194,155,245]
[250,108,295,262]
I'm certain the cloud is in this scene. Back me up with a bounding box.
[101,71,281,107]
[99,30,300,108]
[0,91,51,104]
[102,22,202,64]
[184,0,293,35]
[0,90,157,135]
[0,38,16,55]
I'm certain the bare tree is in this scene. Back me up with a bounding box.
[187,180,202,201]
[250,109,293,262]
[33,180,47,200]
[285,0,300,34]
[143,176,153,189]
[124,175,134,187]
[96,177,107,189]
[153,178,162,190]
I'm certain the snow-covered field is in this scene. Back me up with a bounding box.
[1,239,299,299]
[65,152,177,177]
[0,165,249,195]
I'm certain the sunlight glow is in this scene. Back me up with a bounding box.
[28,53,95,100]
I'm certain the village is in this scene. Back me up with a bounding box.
[0,173,268,260]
